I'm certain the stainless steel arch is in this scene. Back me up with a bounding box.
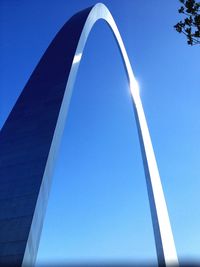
[0,3,178,267]
[31,3,178,266]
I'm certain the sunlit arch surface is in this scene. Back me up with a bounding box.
[0,3,178,267]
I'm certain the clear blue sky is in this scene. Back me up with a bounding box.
[0,0,200,265]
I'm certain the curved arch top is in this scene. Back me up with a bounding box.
[0,3,178,267]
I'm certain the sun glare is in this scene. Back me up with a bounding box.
[130,78,140,96]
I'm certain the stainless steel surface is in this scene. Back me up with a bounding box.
[0,3,178,267]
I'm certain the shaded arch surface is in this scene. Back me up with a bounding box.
[0,3,178,267]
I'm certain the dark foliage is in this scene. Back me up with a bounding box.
[174,0,200,45]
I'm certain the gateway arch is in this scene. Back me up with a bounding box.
[0,3,179,267]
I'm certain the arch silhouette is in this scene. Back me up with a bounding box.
[0,3,178,267]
